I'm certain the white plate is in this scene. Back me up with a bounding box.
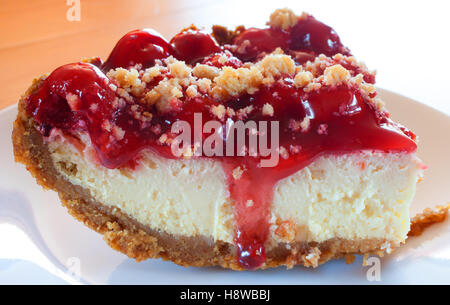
[1,89,450,284]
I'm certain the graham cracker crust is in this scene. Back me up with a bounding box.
[408,204,450,237]
[12,76,395,270]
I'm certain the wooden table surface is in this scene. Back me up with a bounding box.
[1,0,450,114]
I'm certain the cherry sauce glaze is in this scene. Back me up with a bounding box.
[25,14,417,269]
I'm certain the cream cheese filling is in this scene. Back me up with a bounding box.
[47,135,422,247]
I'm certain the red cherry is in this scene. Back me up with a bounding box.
[232,28,289,61]
[171,30,221,64]
[289,16,350,56]
[102,29,173,71]
[235,232,266,270]
[27,63,115,135]
[306,86,361,123]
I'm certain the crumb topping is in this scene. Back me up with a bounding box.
[294,71,314,88]
[245,200,254,208]
[269,8,303,30]
[107,68,144,97]
[262,103,274,116]
[257,53,296,80]
[300,116,310,133]
[232,166,244,180]
[193,64,220,79]
[278,146,289,160]
[212,66,263,98]
[211,104,226,120]
[105,50,379,119]
[323,64,350,86]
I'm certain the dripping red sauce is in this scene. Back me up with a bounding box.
[25,14,417,270]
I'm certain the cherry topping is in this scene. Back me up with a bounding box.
[171,29,221,64]
[102,29,173,71]
[289,16,350,56]
[232,28,289,61]
[236,233,266,270]
[27,63,114,135]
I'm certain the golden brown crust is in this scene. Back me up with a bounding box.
[12,75,392,270]
[408,204,450,237]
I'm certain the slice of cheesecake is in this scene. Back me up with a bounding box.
[12,8,423,270]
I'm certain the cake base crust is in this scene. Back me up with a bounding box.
[12,77,392,270]
[408,204,450,237]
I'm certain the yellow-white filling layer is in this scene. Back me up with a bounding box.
[48,136,422,247]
